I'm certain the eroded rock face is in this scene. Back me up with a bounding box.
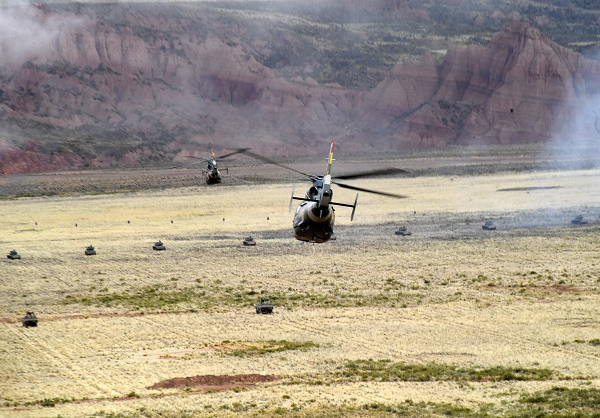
[0,145,82,175]
[0,4,598,174]
[392,22,600,147]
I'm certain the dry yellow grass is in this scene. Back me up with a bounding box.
[1,166,599,416]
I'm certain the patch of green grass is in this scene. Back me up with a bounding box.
[337,359,556,382]
[62,285,198,309]
[360,400,487,417]
[24,397,73,408]
[223,340,319,357]
[568,339,600,347]
[61,283,429,311]
[512,386,600,416]
[237,400,488,417]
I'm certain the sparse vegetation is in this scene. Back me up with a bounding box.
[1,161,599,417]
[569,339,600,347]
[336,359,556,382]
[25,397,73,408]
[61,283,431,310]
[217,340,319,357]
[512,386,600,416]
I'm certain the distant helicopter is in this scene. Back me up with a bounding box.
[241,142,407,243]
[183,148,249,184]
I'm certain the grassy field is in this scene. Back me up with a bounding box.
[1,156,599,416]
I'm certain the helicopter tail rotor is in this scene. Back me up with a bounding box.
[289,186,295,212]
[350,193,359,221]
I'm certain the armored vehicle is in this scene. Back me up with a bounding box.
[153,241,166,251]
[394,226,412,236]
[85,245,96,256]
[243,236,256,246]
[254,297,273,314]
[571,215,588,225]
[7,249,21,259]
[482,221,496,230]
[22,311,38,327]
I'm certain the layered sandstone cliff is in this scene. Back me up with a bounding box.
[391,22,600,148]
[0,3,598,173]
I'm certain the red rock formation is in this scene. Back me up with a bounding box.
[392,22,600,147]
[0,4,598,174]
[0,145,82,175]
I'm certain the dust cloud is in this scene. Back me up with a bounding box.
[0,2,84,70]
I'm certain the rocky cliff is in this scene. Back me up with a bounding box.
[389,22,600,148]
[0,2,599,173]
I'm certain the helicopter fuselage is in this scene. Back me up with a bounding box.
[206,170,221,184]
[206,159,221,184]
[293,200,335,243]
[291,174,340,243]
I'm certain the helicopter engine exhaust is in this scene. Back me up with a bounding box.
[318,174,333,208]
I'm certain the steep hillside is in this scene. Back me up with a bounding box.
[0,1,599,173]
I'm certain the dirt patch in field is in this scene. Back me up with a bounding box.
[209,341,263,352]
[148,374,279,391]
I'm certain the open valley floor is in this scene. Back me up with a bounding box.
[1,150,599,417]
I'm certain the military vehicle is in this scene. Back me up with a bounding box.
[183,148,249,184]
[254,297,274,314]
[7,249,21,259]
[153,240,166,251]
[85,245,96,256]
[482,221,496,230]
[394,226,412,236]
[571,215,588,225]
[22,311,38,327]
[243,236,256,246]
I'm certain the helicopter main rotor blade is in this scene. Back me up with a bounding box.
[216,148,251,159]
[236,149,313,178]
[332,180,408,199]
[181,148,251,161]
[169,159,206,169]
[333,167,407,180]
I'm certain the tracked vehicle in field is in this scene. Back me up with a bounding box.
[482,221,496,230]
[7,249,20,259]
[571,215,588,225]
[153,240,166,251]
[254,297,273,314]
[85,245,96,256]
[22,311,38,327]
[394,226,412,236]
[243,236,256,246]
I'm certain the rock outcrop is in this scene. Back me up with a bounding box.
[380,22,600,147]
[0,3,598,174]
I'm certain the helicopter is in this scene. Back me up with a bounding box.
[240,142,408,243]
[183,148,249,184]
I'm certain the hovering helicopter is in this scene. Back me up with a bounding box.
[183,148,249,184]
[240,142,407,243]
